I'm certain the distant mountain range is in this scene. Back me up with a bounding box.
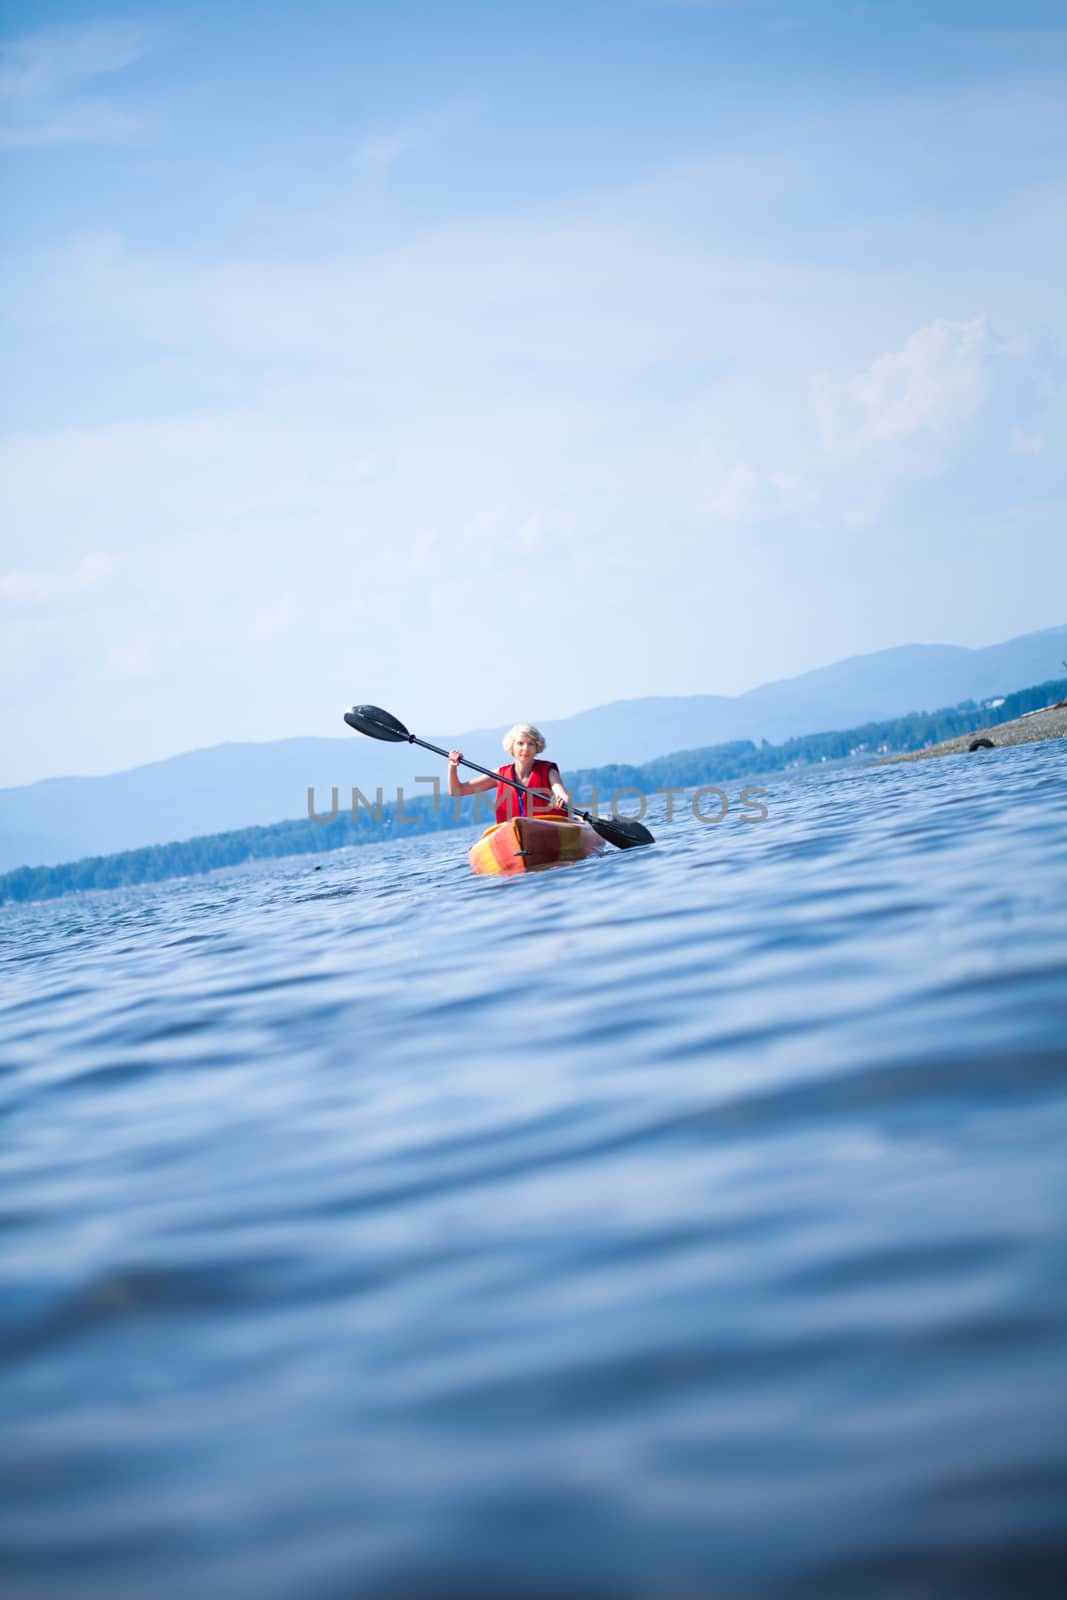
[2,623,1064,873]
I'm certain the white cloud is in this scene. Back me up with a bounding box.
[351,105,463,180]
[0,97,139,149]
[353,127,422,176]
[810,317,992,454]
[106,635,158,678]
[0,19,147,148]
[1010,427,1044,456]
[0,551,113,602]
[517,514,542,552]
[0,20,145,100]
[706,460,759,521]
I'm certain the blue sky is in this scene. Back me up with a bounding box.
[2,0,1065,784]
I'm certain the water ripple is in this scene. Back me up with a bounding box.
[2,741,1066,1596]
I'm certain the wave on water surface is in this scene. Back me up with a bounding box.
[2,741,1066,1598]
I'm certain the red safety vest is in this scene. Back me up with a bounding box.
[496,758,559,823]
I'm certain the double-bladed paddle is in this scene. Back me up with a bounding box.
[344,704,654,851]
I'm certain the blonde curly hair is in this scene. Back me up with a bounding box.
[502,722,546,757]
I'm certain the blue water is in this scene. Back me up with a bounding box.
[2,742,1066,1598]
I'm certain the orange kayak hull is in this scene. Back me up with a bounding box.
[468,812,607,876]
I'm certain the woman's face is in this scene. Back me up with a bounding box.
[512,734,538,766]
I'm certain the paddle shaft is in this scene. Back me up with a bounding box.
[405,733,562,808]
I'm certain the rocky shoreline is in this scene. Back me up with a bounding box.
[874,698,1067,765]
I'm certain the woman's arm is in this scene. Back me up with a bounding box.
[448,750,495,797]
[547,765,570,810]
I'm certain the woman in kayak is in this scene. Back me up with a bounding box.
[448,723,570,823]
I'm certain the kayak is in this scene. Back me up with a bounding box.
[468,811,606,876]
[469,812,606,875]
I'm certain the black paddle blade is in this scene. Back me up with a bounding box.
[344,704,412,742]
[586,813,655,850]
